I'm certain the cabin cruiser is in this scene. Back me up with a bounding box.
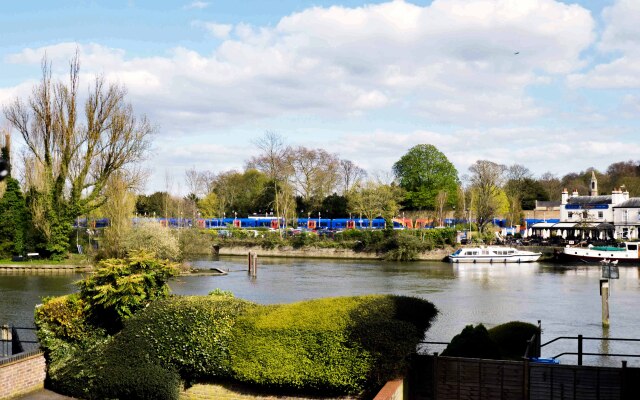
[449,246,542,263]
[560,242,640,263]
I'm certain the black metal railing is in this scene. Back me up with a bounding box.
[541,334,640,365]
[0,325,38,359]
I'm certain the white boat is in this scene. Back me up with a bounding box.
[559,242,640,263]
[449,246,542,263]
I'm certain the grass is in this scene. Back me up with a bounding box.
[0,253,91,265]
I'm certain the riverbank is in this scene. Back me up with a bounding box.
[0,264,92,273]
[214,245,455,261]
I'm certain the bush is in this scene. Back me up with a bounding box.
[230,295,437,395]
[49,339,181,400]
[488,321,539,360]
[123,220,181,261]
[77,251,179,333]
[178,228,216,256]
[441,324,501,360]
[112,295,255,383]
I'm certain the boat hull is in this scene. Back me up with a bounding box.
[558,251,639,264]
[449,254,541,263]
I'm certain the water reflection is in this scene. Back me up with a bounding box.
[2,257,639,366]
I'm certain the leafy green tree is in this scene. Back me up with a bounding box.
[321,193,349,218]
[0,178,30,256]
[197,192,219,218]
[136,191,171,217]
[393,144,459,210]
[348,181,404,228]
[469,160,506,233]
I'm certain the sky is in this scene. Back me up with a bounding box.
[1,0,639,195]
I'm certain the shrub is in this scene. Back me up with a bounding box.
[112,295,255,383]
[230,295,437,395]
[77,251,179,333]
[488,321,539,360]
[49,339,181,400]
[178,228,216,256]
[441,324,501,360]
[123,220,181,261]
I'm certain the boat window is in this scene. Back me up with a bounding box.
[452,249,462,255]
[627,244,637,251]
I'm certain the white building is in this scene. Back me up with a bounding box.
[530,172,639,240]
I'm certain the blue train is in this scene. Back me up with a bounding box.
[75,217,560,230]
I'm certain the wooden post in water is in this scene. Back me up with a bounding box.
[600,279,610,327]
[251,253,258,277]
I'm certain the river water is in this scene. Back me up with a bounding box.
[2,257,639,366]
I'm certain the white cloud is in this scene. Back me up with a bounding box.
[192,21,233,39]
[185,1,209,10]
[568,0,640,89]
[2,0,595,131]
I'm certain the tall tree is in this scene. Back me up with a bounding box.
[100,171,137,258]
[393,144,459,210]
[468,160,506,233]
[290,146,340,209]
[3,54,152,257]
[247,132,293,232]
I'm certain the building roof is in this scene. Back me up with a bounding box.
[567,195,612,205]
[613,198,640,208]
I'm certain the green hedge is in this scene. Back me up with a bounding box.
[442,321,539,360]
[230,295,437,395]
[112,294,255,383]
[38,292,437,398]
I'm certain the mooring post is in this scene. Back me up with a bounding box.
[251,253,258,276]
[248,251,253,275]
[600,279,610,327]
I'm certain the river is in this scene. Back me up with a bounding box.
[2,257,639,366]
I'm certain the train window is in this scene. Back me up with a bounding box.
[627,244,637,251]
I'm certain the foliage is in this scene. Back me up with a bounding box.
[393,144,459,210]
[99,172,137,258]
[442,321,539,361]
[122,220,181,261]
[112,296,255,383]
[442,324,501,360]
[4,54,152,257]
[0,177,30,256]
[47,339,181,400]
[488,321,539,360]
[197,192,219,218]
[135,191,171,217]
[469,160,507,233]
[347,181,404,227]
[230,295,437,395]
[77,251,179,333]
[178,228,216,256]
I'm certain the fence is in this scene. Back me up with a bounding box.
[410,354,640,400]
[0,325,45,399]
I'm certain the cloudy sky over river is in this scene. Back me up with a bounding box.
[1,0,638,193]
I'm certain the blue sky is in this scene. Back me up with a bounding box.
[1,0,639,194]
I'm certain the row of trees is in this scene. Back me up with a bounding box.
[2,54,640,258]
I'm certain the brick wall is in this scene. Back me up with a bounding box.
[372,378,404,400]
[0,350,46,399]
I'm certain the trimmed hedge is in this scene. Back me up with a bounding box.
[38,293,437,398]
[442,321,539,360]
[112,294,256,382]
[488,321,539,360]
[230,295,437,395]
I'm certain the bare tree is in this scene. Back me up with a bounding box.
[339,159,367,195]
[3,53,152,256]
[246,132,293,232]
[291,147,340,207]
[435,190,448,227]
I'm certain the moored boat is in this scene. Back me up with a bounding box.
[559,242,640,263]
[449,246,542,263]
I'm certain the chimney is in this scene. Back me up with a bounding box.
[612,187,623,205]
[561,188,569,205]
[572,188,579,197]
